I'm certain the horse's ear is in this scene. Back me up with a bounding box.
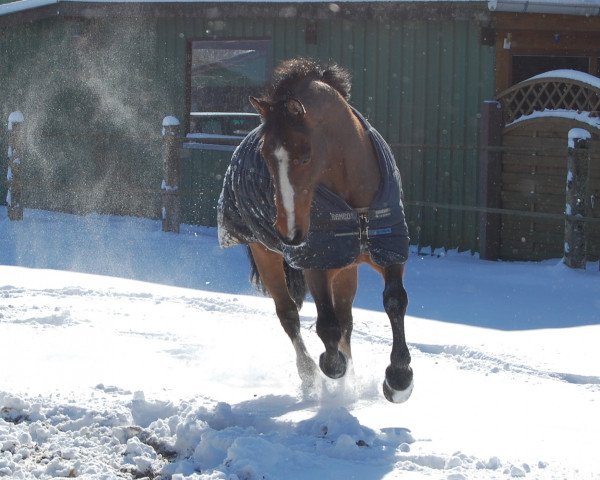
[249,96,272,118]
[286,98,306,117]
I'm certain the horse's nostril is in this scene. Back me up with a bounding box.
[290,229,304,245]
[278,228,304,246]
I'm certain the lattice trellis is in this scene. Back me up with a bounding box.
[497,75,600,125]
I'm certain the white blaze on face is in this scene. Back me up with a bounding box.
[273,145,296,239]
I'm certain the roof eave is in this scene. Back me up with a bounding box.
[488,0,600,16]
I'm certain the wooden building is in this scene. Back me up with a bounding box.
[484,3,600,261]
[1,0,599,260]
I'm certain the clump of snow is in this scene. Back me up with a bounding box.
[7,111,24,131]
[162,116,181,127]
[565,204,573,216]
[567,170,574,183]
[161,179,178,191]
[568,127,592,149]
[130,391,178,428]
[510,464,527,477]
[162,115,181,136]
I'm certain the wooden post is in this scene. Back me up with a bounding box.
[564,128,590,269]
[161,116,181,233]
[478,100,504,260]
[6,111,25,221]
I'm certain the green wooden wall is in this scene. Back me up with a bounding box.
[180,147,232,226]
[159,12,495,252]
[0,5,495,252]
[0,16,165,217]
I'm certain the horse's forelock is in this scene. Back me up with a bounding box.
[267,58,351,102]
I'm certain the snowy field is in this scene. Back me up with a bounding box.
[1,207,599,480]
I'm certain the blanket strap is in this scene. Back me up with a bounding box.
[356,208,369,251]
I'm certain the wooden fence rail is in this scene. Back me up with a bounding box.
[3,111,598,267]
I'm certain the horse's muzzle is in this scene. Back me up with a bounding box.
[278,228,306,247]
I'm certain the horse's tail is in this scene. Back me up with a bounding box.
[246,246,306,309]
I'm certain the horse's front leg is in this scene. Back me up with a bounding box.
[382,263,413,403]
[249,243,318,386]
[305,269,348,379]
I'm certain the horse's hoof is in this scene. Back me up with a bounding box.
[319,350,347,379]
[383,365,414,403]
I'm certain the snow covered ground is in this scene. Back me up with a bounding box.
[1,207,599,479]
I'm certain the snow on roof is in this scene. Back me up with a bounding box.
[530,69,600,91]
[490,0,600,15]
[0,0,56,16]
[508,109,600,132]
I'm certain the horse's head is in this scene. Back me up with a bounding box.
[250,95,322,246]
[249,58,353,246]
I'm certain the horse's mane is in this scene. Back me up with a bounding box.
[267,58,352,102]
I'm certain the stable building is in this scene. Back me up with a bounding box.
[1,0,599,261]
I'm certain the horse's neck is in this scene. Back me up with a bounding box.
[321,104,381,209]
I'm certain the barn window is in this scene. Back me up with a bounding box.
[512,55,590,85]
[188,39,272,115]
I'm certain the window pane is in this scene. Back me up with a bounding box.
[190,40,271,113]
[512,55,590,85]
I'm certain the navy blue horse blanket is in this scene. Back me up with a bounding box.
[217,108,410,270]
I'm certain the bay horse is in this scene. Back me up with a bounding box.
[218,58,413,403]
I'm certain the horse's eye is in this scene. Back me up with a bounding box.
[294,156,310,166]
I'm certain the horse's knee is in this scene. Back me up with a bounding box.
[383,280,408,317]
[276,307,300,339]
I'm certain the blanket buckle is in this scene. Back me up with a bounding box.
[357,209,369,249]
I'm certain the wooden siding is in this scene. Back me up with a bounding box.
[0,5,494,253]
[493,12,600,94]
[500,118,600,261]
[157,13,495,252]
[180,147,231,226]
[0,17,165,218]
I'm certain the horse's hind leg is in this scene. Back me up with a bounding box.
[382,263,413,403]
[305,269,348,379]
[248,243,317,385]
